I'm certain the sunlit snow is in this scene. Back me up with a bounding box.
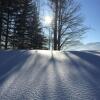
[0,50,100,100]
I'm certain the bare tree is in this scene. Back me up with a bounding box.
[49,0,87,50]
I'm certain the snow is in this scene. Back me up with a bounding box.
[67,42,100,51]
[0,50,100,100]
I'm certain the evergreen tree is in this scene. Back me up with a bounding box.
[0,0,47,50]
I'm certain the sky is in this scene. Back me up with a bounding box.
[40,0,100,44]
[80,0,100,44]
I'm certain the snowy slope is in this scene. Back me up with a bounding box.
[67,42,100,51]
[0,50,100,100]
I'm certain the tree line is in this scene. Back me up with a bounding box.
[0,0,47,49]
[0,0,87,50]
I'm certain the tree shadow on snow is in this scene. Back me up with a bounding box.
[64,51,100,99]
[40,52,71,100]
[0,50,34,85]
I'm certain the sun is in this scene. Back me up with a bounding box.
[44,16,53,26]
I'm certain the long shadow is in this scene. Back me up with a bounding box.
[34,56,55,99]
[0,51,55,99]
[37,51,100,100]
[38,51,100,100]
[64,51,100,99]
[2,50,100,99]
[52,57,71,99]
[22,52,57,100]
[69,51,100,78]
[35,52,54,100]
[10,51,54,98]
[41,52,71,100]
[69,51,100,68]
[38,53,56,100]
[0,50,34,85]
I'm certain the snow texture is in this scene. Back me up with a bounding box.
[0,50,100,100]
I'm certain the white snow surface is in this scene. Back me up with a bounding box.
[0,50,100,100]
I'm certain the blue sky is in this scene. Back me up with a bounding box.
[80,0,100,44]
[41,0,100,44]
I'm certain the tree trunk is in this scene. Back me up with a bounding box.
[5,7,10,49]
[0,3,3,49]
[54,0,58,50]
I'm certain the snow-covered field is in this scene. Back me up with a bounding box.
[0,50,100,100]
